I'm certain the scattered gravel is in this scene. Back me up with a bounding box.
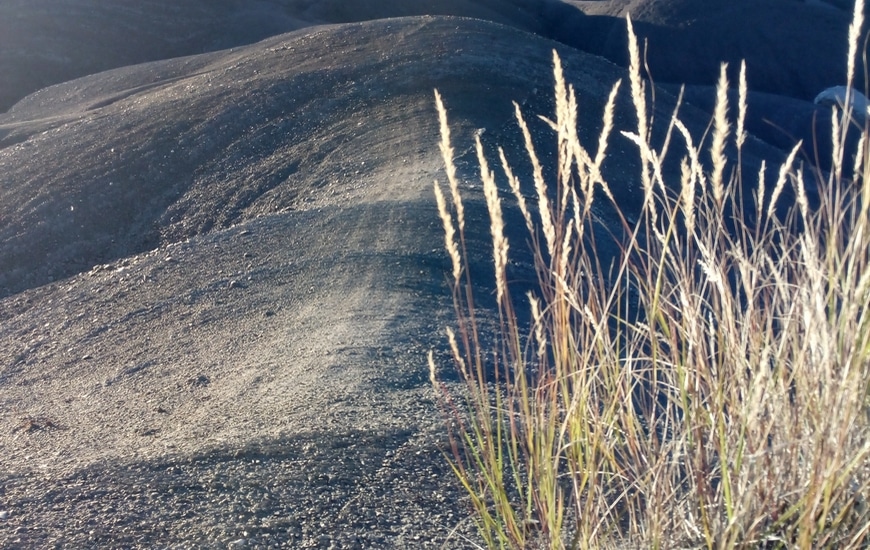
[0,420,483,548]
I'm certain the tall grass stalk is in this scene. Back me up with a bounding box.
[430,2,870,548]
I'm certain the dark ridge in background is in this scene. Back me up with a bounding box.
[1,0,864,113]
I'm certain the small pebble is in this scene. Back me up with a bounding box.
[0,510,9,520]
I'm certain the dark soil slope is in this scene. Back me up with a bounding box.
[4,12,789,301]
[0,0,549,113]
[5,0,858,113]
[0,17,560,297]
[0,15,781,547]
[2,0,861,179]
[0,0,822,540]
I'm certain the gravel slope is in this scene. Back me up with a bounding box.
[0,16,643,547]
[0,11,811,550]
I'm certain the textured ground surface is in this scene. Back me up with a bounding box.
[0,16,658,548]
[0,1,859,547]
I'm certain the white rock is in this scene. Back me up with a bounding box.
[814,85,870,117]
[0,511,9,520]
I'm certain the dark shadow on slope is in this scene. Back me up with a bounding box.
[541,0,863,102]
[0,427,476,548]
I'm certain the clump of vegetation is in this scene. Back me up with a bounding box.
[429,1,870,548]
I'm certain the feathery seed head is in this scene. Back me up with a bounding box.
[435,90,465,232]
[477,136,509,305]
[710,63,730,204]
[433,181,462,286]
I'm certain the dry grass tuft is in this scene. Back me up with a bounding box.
[430,1,870,548]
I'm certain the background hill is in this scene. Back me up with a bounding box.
[0,1,861,547]
[1,0,862,113]
[0,0,553,113]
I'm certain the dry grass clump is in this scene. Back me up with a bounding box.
[429,2,870,548]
